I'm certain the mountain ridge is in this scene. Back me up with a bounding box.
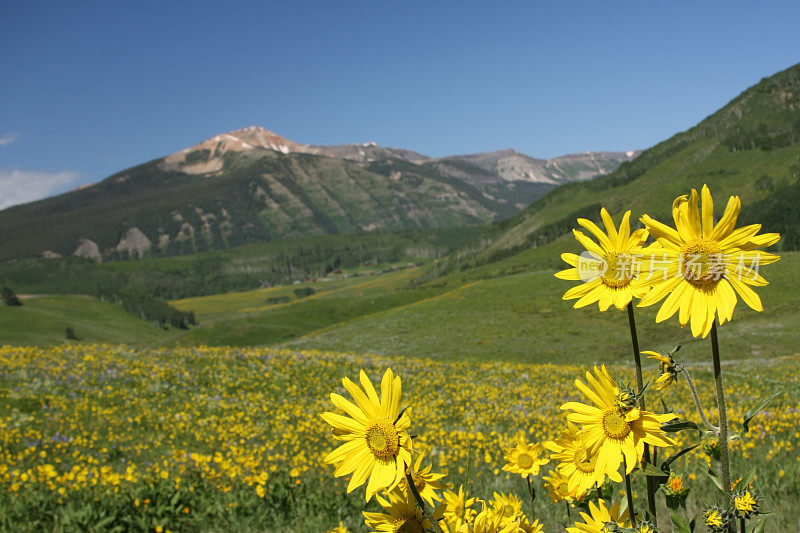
[0,127,636,262]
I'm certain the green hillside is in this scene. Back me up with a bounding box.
[432,62,800,274]
[0,295,177,345]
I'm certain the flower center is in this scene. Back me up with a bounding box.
[601,252,634,289]
[601,409,631,439]
[394,516,424,533]
[365,418,399,459]
[517,453,534,469]
[501,504,516,518]
[679,239,725,285]
[574,447,596,473]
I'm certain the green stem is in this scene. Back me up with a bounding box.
[526,475,536,520]
[626,303,657,521]
[681,366,719,432]
[565,500,571,521]
[710,321,731,498]
[405,470,443,533]
[623,458,637,527]
[740,517,745,533]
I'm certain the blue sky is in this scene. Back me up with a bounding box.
[1,0,799,208]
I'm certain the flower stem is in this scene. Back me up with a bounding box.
[623,458,637,527]
[710,320,732,498]
[680,366,719,432]
[405,470,443,533]
[626,303,657,521]
[565,500,571,521]
[526,475,536,520]
[739,517,745,533]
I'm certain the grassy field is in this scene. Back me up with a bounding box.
[0,296,177,346]
[0,344,795,531]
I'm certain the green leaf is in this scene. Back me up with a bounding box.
[737,465,757,490]
[671,512,692,533]
[661,419,700,433]
[743,392,782,433]
[706,468,724,492]
[661,444,699,471]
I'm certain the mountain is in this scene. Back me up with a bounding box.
[0,126,635,261]
[435,62,800,274]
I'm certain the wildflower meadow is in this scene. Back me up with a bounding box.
[1,185,798,532]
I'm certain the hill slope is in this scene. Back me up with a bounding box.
[434,62,800,272]
[0,127,634,261]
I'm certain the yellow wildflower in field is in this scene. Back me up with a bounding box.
[442,485,478,531]
[501,441,549,478]
[566,500,629,533]
[518,516,544,533]
[734,489,759,519]
[362,486,439,532]
[398,452,447,505]
[703,506,729,532]
[321,368,413,501]
[555,208,649,311]
[327,521,349,533]
[489,491,524,525]
[644,350,678,390]
[541,468,573,503]
[639,184,780,337]
[561,366,676,476]
[546,423,618,495]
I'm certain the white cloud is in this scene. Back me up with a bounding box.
[0,168,82,210]
[0,133,20,147]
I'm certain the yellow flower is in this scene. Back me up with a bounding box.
[501,440,549,478]
[519,516,544,533]
[561,366,677,478]
[398,452,447,505]
[541,468,573,503]
[555,208,650,311]
[327,521,349,533]
[734,489,759,519]
[704,506,729,532]
[489,492,523,526]
[643,350,679,390]
[566,499,629,532]
[546,423,619,496]
[442,485,478,531]
[639,184,780,337]
[362,486,440,532]
[321,369,413,501]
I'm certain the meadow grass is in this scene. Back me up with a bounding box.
[286,252,800,366]
[0,296,177,346]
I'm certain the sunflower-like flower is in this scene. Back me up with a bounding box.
[327,522,349,533]
[561,366,677,478]
[546,423,620,495]
[502,440,549,478]
[634,521,657,533]
[566,500,629,533]
[555,208,650,311]
[363,486,442,533]
[644,350,679,390]
[489,492,524,526]
[442,485,478,531]
[541,468,573,503]
[638,184,780,337]
[733,488,760,519]
[519,516,545,533]
[398,452,447,505]
[321,368,413,500]
[703,506,731,532]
